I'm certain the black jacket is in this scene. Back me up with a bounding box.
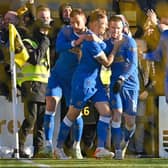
[21,26,50,103]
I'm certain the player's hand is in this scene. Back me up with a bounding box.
[85,34,103,42]
[113,79,124,93]
[75,34,86,46]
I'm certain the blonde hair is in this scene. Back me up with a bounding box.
[36,4,50,16]
[88,8,107,23]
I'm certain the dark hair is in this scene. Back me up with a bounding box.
[36,4,50,15]
[70,8,86,18]
[109,15,124,24]
[109,15,131,35]
[58,3,72,21]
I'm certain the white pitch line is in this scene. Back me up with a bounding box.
[20,159,51,168]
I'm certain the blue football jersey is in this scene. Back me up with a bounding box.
[52,25,81,81]
[70,31,108,109]
[105,34,139,90]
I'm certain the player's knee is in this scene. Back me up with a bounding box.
[112,110,122,122]
[67,106,81,121]
[99,115,111,124]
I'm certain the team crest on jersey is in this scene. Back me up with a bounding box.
[69,47,82,57]
[114,55,125,63]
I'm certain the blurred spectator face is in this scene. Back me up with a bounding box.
[70,13,86,34]
[62,6,72,22]
[108,19,124,40]
[36,8,52,24]
[3,11,19,28]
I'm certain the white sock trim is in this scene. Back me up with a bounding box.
[77,113,82,118]
[73,141,81,149]
[63,116,73,127]
[111,121,121,128]
[99,115,111,124]
[45,110,56,116]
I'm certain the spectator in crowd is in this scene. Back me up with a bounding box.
[143,2,168,104]
[105,15,139,160]
[58,2,72,26]
[18,5,51,157]
[42,8,89,159]
[54,8,118,160]
[17,0,35,30]
[128,38,156,157]
[35,4,57,68]
[136,0,168,28]
[136,0,157,14]
[36,4,52,24]
[112,0,120,14]
[17,19,51,158]
[137,5,168,156]
[0,10,28,100]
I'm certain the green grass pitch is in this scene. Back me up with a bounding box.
[1,158,168,168]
